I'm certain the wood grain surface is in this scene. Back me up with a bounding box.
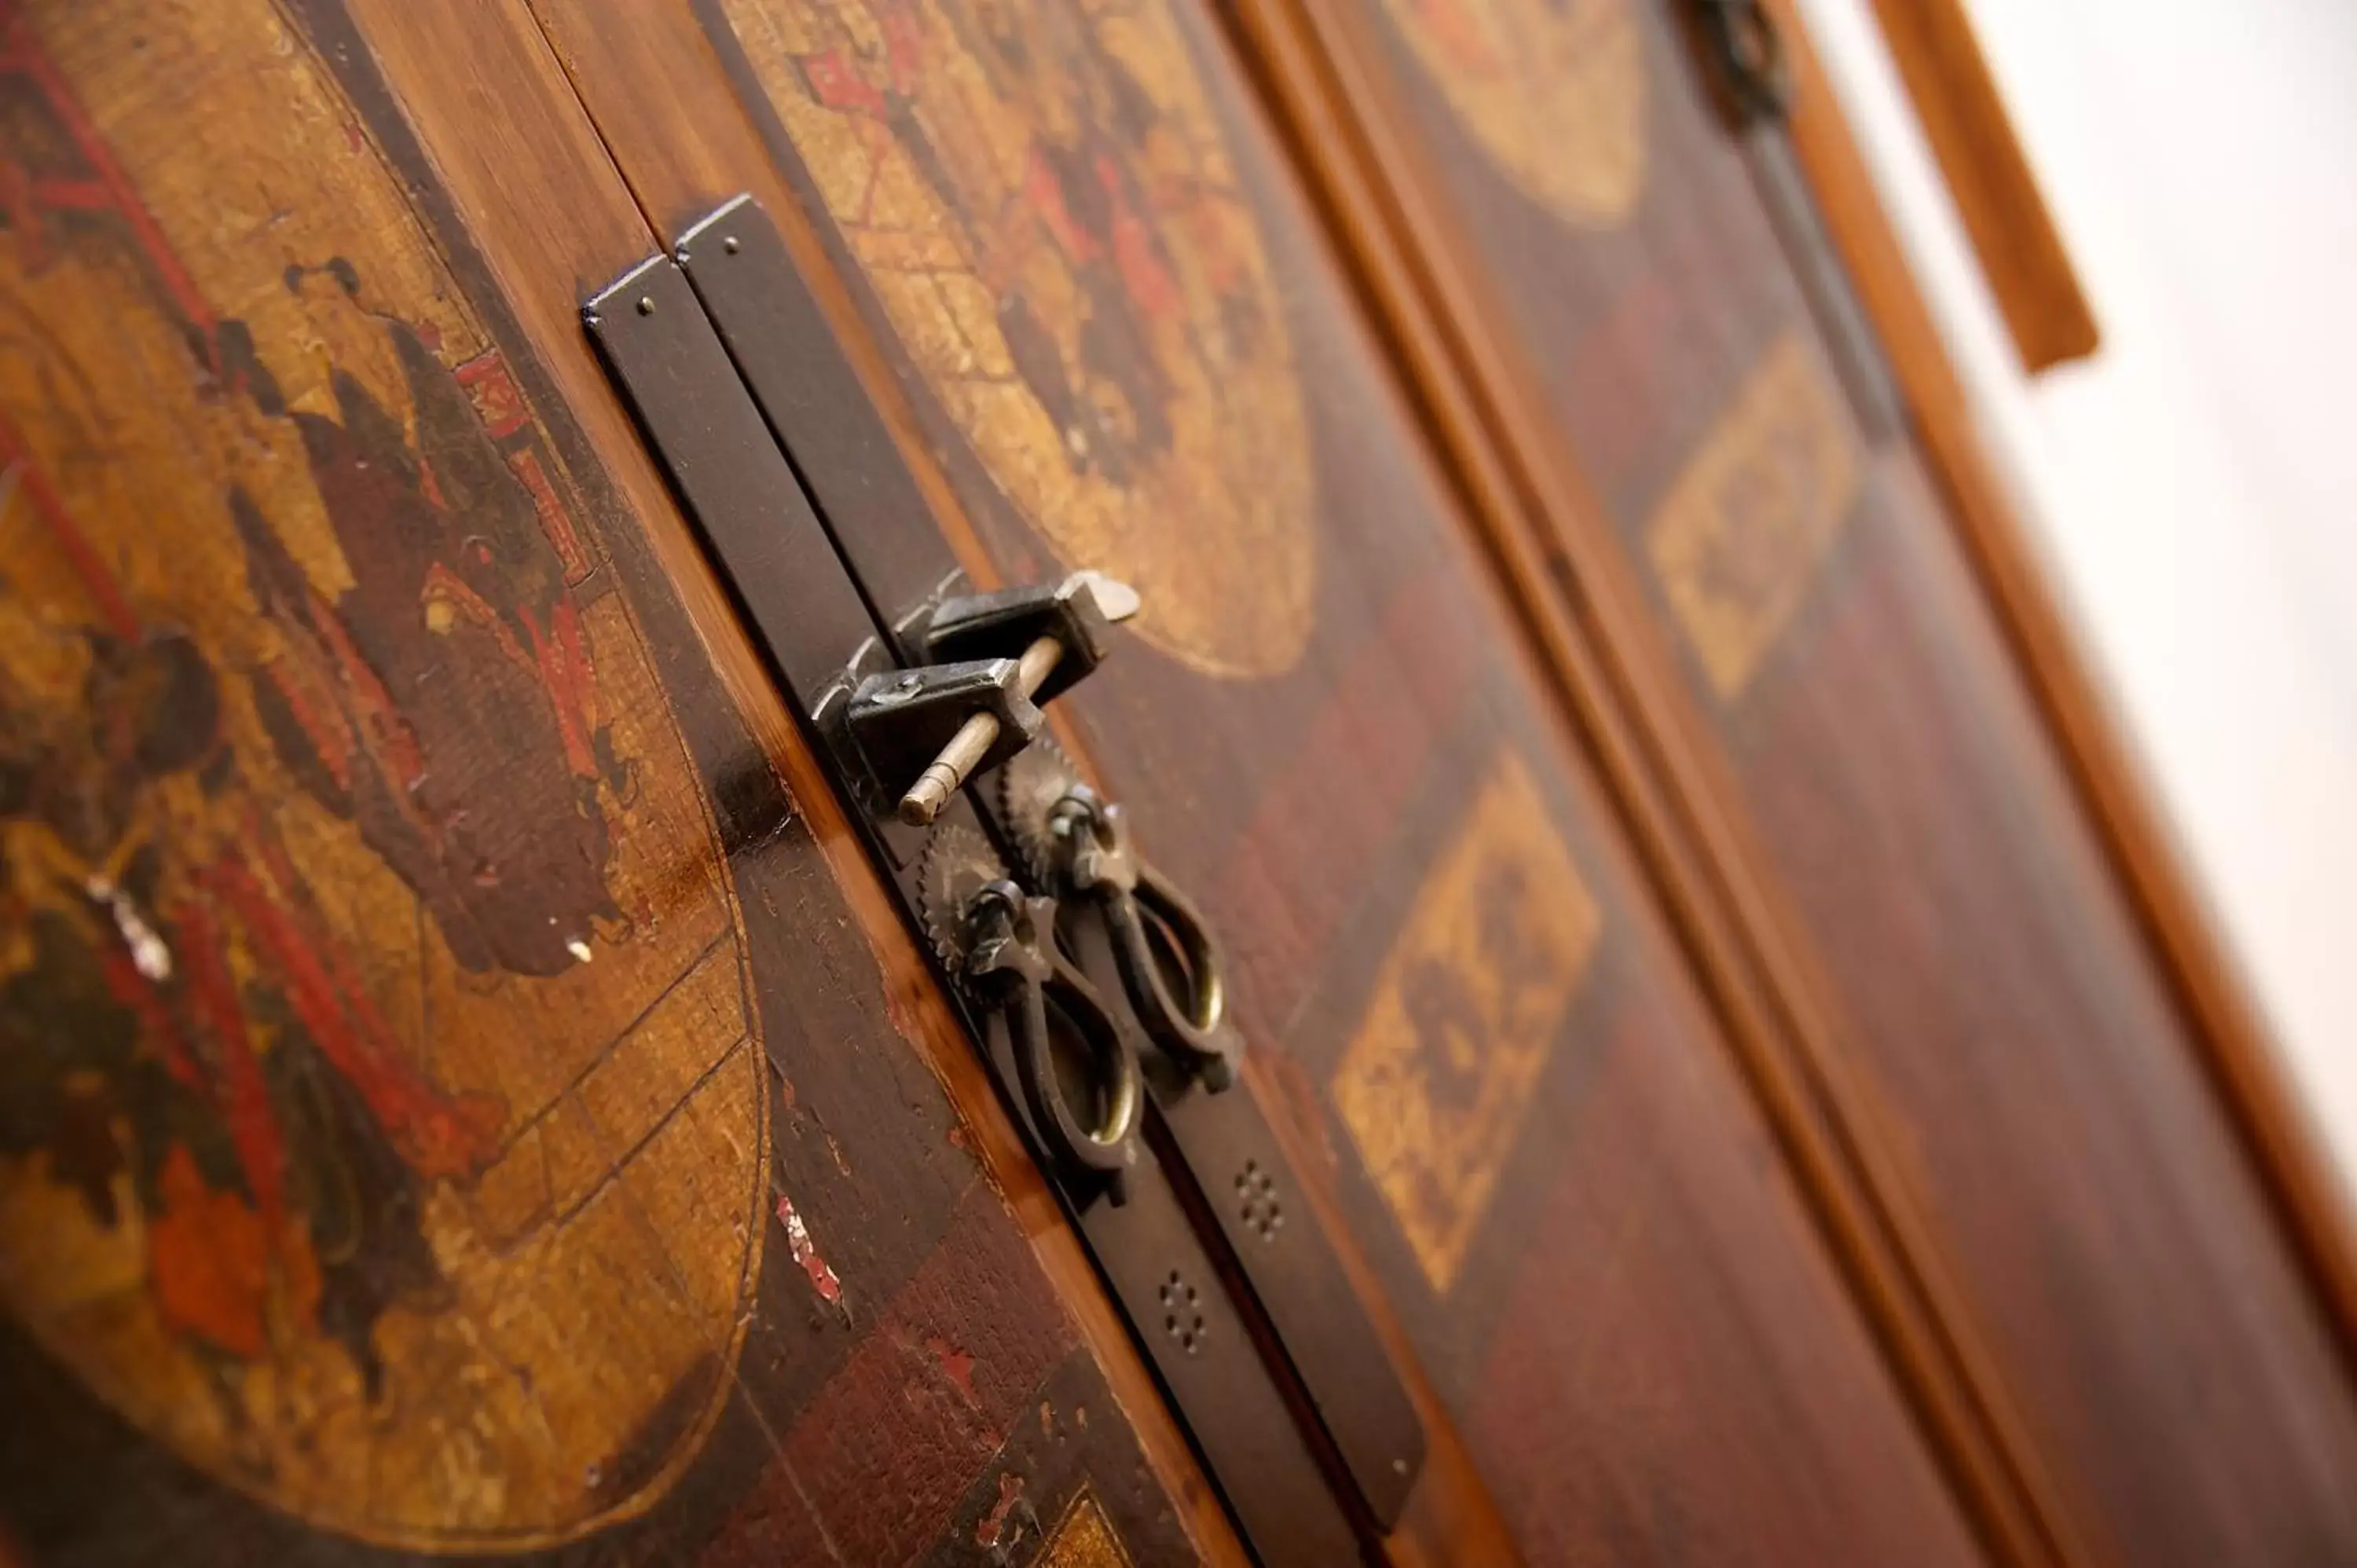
[1219,3,2077,1563]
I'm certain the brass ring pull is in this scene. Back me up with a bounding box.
[967,880,1142,1203]
[1049,789,1245,1094]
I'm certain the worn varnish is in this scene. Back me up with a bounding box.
[0,2,1231,1563]
[0,2,2326,1566]
[1249,2,2357,1566]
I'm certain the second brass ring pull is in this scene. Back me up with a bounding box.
[1036,783,1244,1094]
[999,742,1244,1091]
[968,880,1142,1203]
[918,822,1140,1203]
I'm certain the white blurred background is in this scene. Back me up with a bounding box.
[1794,0,2357,1194]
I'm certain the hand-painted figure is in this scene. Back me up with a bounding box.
[225,260,630,981]
[0,53,629,1399]
[0,616,495,1394]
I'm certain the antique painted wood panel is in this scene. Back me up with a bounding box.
[519,1,2000,1562]
[0,2,1237,1563]
[1256,2,2357,1565]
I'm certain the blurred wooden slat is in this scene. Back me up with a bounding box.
[1767,0,2357,1391]
[1863,0,2099,370]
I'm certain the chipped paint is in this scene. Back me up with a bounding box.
[775,1192,842,1304]
[86,876,172,981]
[926,1335,979,1407]
[975,1471,1027,1552]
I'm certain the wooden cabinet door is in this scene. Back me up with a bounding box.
[0,5,1231,1563]
[1232,3,2357,1566]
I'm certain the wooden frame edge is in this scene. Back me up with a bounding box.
[1210,3,2085,1564]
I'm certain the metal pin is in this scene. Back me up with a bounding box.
[899,634,1062,826]
[896,574,1138,826]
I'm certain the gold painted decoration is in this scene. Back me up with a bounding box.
[1040,1484,1135,1568]
[1331,751,1600,1292]
[0,1,765,1548]
[717,0,1316,679]
[1646,329,1860,700]
[1380,0,1650,226]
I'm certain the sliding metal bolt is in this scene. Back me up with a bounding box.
[899,636,1062,826]
[896,573,1139,827]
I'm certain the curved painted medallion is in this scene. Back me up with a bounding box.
[0,2,765,1548]
[1380,0,1649,226]
[720,0,1316,679]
